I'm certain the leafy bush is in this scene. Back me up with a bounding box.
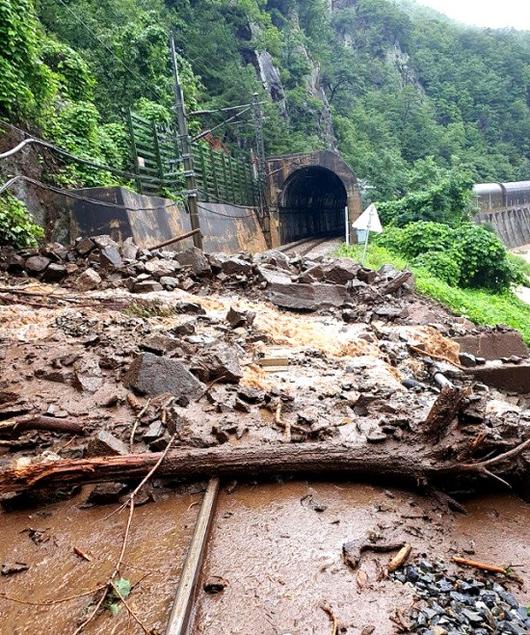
[455,224,514,291]
[395,221,456,259]
[413,251,460,286]
[0,194,44,248]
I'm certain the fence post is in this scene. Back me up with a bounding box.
[152,121,165,191]
[126,110,143,194]
[197,143,209,203]
[210,146,220,203]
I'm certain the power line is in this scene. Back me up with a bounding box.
[196,202,257,220]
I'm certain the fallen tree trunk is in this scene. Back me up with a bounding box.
[0,439,528,496]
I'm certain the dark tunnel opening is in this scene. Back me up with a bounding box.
[279,166,347,244]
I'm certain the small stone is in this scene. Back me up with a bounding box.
[85,482,128,505]
[1,562,29,576]
[75,237,95,255]
[77,268,102,291]
[459,352,477,368]
[132,280,163,293]
[159,276,179,289]
[25,255,50,273]
[143,420,164,442]
[203,575,228,594]
[366,431,387,443]
[42,263,67,282]
[100,244,123,268]
[171,321,196,336]
[87,431,129,457]
[141,334,181,355]
[226,307,255,329]
[234,398,251,413]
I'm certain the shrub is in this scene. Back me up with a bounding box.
[456,224,513,291]
[413,250,461,286]
[379,221,456,259]
[0,194,44,248]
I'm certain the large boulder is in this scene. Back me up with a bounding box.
[125,352,204,398]
[174,247,211,276]
[299,259,360,285]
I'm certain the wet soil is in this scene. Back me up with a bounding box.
[1,482,527,634]
[193,484,530,634]
[0,486,202,634]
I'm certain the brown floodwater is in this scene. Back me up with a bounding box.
[0,483,528,635]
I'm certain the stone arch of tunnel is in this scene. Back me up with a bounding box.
[265,150,362,248]
[278,166,348,244]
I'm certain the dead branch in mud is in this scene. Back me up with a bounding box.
[387,544,412,573]
[451,556,507,575]
[343,539,407,570]
[423,386,468,439]
[408,344,465,370]
[0,439,528,498]
[0,414,85,436]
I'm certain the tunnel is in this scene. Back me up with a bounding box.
[278,166,347,244]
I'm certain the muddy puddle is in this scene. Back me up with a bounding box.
[2,483,527,634]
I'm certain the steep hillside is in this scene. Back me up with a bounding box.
[1,0,530,199]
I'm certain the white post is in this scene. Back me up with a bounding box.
[344,205,350,245]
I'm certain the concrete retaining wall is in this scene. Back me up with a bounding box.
[60,187,267,253]
[475,206,530,248]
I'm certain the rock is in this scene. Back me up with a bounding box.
[256,265,292,285]
[85,482,128,505]
[75,237,96,255]
[77,268,102,291]
[1,562,29,576]
[171,321,196,336]
[174,247,211,276]
[143,420,165,442]
[366,431,387,443]
[100,244,123,268]
[226,307,255,329]
[25,255,50,273]
[87,431,129,456]
[459,352,477,368]
[141,334,181,355]
[132,279,163,293]
[125,352,204,398]
[203,575,228,594]
[237,387,263,404]
[91,235,116,250]
[159,276,180,289]
[221,256,253,276]
[199,342,243,383]
[144,258,179,278]
[357,268,378,284]
[257,250,292,271]
[300,259,360,285]
[149,432,172,451]
[267,282,349,311]
[41,263,67,282]
[121,237,139,260]
[234,398,251,413]
[5,251,25,273]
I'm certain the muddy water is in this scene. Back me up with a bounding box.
[192,483,530,634]
[0,488,201,634]
[1,484,528,635]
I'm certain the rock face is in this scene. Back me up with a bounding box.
[267,282,349,311]
[125,352,204,398]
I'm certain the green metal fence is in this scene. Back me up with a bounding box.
[127,110,258,207]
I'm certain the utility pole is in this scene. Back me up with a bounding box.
[251,92,266,217]
[170,33,202,250]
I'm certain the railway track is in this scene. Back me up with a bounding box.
[276,234,343,258]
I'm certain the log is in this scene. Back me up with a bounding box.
[0,439,528,496]
[423,387,467,439]
[0,415,85,436]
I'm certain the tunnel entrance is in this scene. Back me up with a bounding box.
[278,166,347,244]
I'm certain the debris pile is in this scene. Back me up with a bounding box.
[393,559,530,634]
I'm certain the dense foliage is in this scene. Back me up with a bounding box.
[1,0,529,199]
[0,193,44,247]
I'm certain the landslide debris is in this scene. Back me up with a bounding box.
[0,235,528,500]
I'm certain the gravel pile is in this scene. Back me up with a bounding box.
[392,559,529,634]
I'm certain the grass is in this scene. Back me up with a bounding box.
[337,243,530,344]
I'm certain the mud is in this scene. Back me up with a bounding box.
[1,482,528,634]
[194,484,530,634]
[0,486,202,634]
